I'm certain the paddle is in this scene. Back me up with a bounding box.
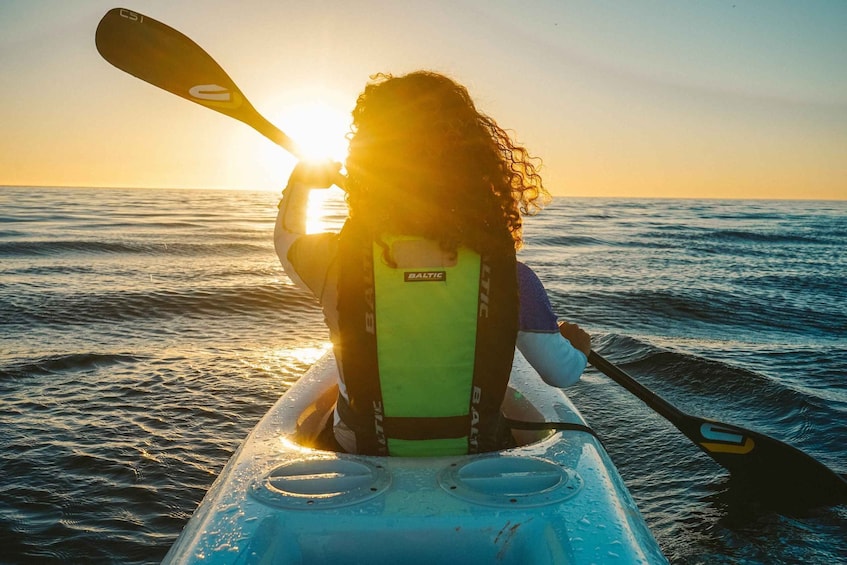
[96,7,302,158]
[588,350,847,506]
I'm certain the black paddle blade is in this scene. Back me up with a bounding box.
[95,8,299,155]
[589,351,847,507]
[679,415,847,507]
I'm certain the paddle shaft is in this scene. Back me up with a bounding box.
[588,351,686,421]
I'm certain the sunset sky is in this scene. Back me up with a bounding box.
[1,0,845,200]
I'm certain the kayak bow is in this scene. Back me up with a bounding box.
[163,351,666,564]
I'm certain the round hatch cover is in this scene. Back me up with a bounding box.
[438,455,582,507]
[251,458,391,509]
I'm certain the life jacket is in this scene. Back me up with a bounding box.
[335,220,518,456]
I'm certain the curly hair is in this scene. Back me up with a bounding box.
[345,71,549,259]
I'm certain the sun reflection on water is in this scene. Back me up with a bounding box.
[306,186,346,234]
[285,344,332,366]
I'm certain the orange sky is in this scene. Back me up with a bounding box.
[1,1,845,200]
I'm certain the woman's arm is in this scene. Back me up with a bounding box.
[273,161,342,293]
[274,180,311,291]
[516,262,589,387]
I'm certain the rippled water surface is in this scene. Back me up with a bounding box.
[1,187,845,564]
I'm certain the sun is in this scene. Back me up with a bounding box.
[248,95,351,192]
[277,100,351,163]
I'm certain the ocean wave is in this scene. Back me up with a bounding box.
[0,240,269,257]
[0,353,143,380]
[591,334,843,445]
[0,284,319,327]
[706,229,828,246]
[624,222,846,253]
[593,333,802,402]
[531,234,608,247]
[0,229,28,237]
[588,287,845,336]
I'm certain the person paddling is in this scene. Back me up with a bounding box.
[275,71,590,456]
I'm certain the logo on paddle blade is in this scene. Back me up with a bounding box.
[699,422,755,454]
[118,9,143,23]
[188,84,242,109]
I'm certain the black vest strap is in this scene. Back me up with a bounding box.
[336,221,387,455]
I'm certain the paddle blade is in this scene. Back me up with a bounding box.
[95,8,299,155]
[682,416,847,506]
[589,351,847,507]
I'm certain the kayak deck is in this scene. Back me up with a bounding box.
[163,351,666,564]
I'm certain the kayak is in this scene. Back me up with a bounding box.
[162,351,667,564]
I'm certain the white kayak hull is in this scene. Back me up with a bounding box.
[163,351,667,564]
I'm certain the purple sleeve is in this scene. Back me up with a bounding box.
[517,262,559,333]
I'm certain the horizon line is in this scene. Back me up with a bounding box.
[2,184,845,203]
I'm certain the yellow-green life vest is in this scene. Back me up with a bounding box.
[336,221,518,456]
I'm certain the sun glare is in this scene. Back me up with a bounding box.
[268,98,351,232]
[278,101,351,163]
[248,95,351,193]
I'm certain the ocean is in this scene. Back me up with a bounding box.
[1,186,845,564]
